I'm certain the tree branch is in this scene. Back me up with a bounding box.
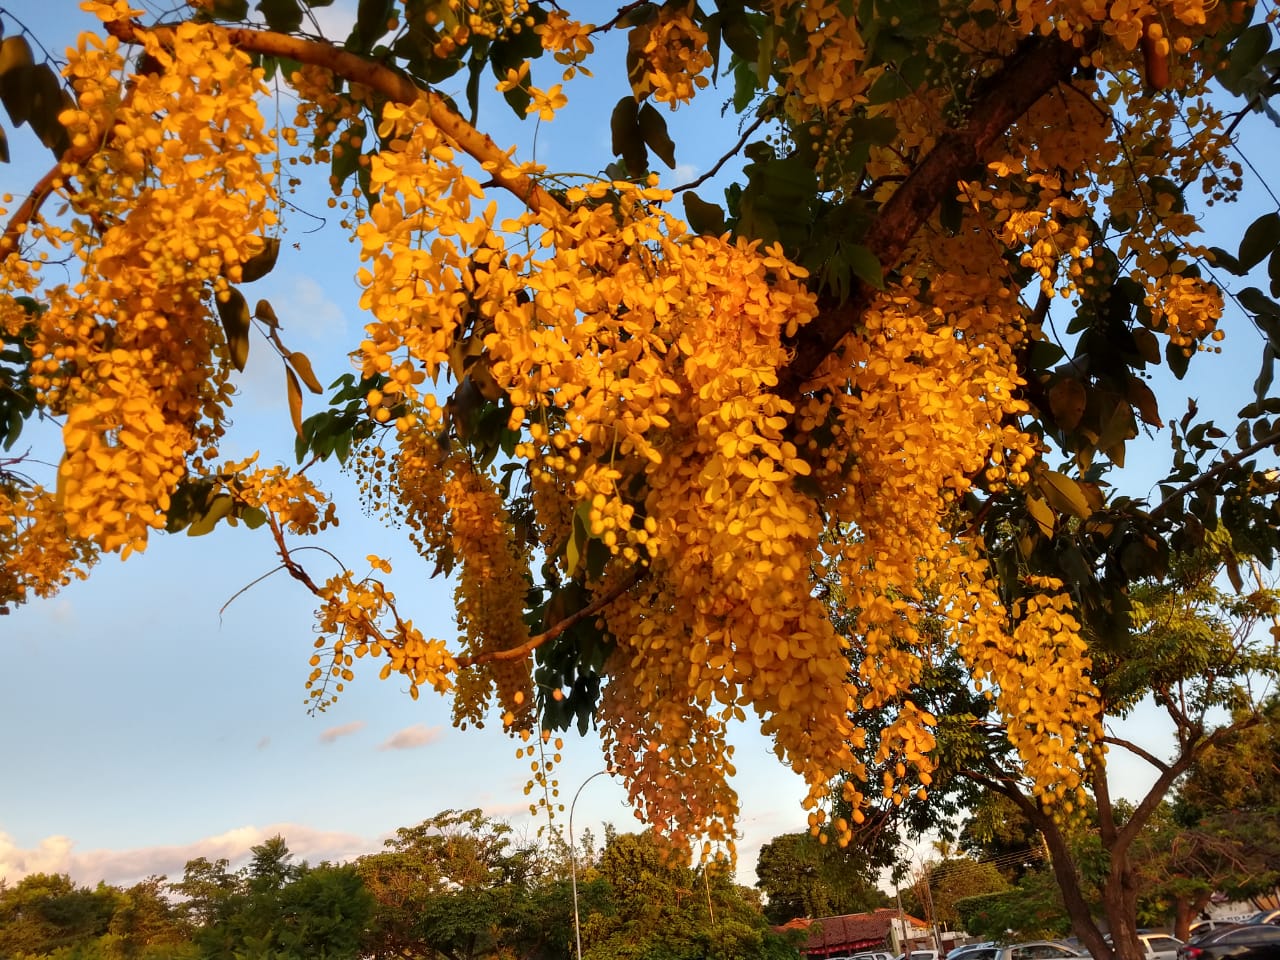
[102,18,567,217]
[670,112,770,195]
[1101,734,1173,775]
[454,567,642,669]
[1151,426,1280,520]
[781,33,1089,392]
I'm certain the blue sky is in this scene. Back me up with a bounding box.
[2,0,1278,892]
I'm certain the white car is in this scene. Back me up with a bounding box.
[947,942,1083,960]
[1104,931,1184,960]
[1137,933,1185,960]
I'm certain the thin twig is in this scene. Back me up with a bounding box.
[670,112,770,195]
[1151,426,1280,519]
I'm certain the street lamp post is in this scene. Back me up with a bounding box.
[570,768,610,960]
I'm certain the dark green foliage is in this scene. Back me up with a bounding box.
[754,832,889,924]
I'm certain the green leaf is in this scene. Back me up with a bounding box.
[845,244,883,289]
[254,298,279,327]
[216,287,252,372]
[257,0,304,32]
[1026,495,1055,539]
[732,58,756,113]
[566,504,589,577]
[1218,23,1272,93]
[240,506,267,529]
[609,96,647,176]
[1238,211,1280,271]
[1270,246,1280,299]
[637,102,676,169]
[1132,327,1161,365]
[682,192,726,235]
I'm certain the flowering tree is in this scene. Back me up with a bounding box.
[3,0,1279,892]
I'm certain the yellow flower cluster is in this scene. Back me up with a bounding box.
[1,11,276,569]
[635,10,713,108]
[393,433,534,730]
[308,564,456,710]
[537,10,595,81]
[223,456,339,536]
[5,0,1251,860]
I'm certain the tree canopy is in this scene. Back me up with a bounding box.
[4,0,1280,867]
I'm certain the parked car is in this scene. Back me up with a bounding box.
[1176,923,1280,960]
[937,941,1083,960]
[1138,933,1186,960]
[1242,913,1280,927]
[1191,923,1242,941]
[852,952,895,960]
[1106,931,1184,960]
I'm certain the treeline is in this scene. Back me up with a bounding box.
[0,809,800,960]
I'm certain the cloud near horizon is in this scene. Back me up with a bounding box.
[378,724,442,751]
[0,824,369,889]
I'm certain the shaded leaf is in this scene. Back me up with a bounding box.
[238,237,280,283]
[1048,377,1087,431]
[257,0,304,32]
[254,298,279,327]
[682,192,726,235]
[609,96,646,176]
[637,102,676,169]
[216,287,252,371]
[1038,469,1092,519]
[845,244,883,290]
[1239,211,1280,271]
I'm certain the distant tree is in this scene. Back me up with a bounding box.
[914,858,1009,930]
[169,857,238,931]
[583,830,799,960]
[959,793,1047,883]
[356,808,559,960]
[104,876,188,959]
[755,831,889,923]
[173,838,370,960]
[0,873,115,957]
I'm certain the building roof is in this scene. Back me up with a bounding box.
[782,907,928,957]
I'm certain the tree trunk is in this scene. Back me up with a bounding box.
[1103,856,1145,960]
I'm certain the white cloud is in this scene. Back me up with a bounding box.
[671,163,699,184]
[319,720,366,744]
[0,824,368,888]
[281,275,347,340]
[378,724,443,751]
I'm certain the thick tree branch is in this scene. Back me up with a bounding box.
[1101,734,1173,775]
[781,33,1089,391]
[102,18,567,217]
